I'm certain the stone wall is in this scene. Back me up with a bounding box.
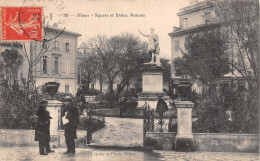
[145,132,259,153]
[145,132,176,150]
[194,133,259,153]
[0,129,86,148]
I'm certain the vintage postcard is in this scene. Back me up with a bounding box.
[0,0,259,161]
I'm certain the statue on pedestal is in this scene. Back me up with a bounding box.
[139,28,160,65]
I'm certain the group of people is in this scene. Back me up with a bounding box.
[34,96,79,156]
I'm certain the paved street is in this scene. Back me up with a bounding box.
[0,147,259,161]
[0,117,258,161]
[0,147,160,161]
[92,117,143,147]
[153,150,259,161]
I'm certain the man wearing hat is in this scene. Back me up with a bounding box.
[35,99,55,155]
[61,96,79,155]
[156,95,169,118]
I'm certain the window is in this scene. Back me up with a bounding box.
[54,57,59,74]
[175,39,179,51]
[54,41,60,51]
[204,12,211,23]
[43,56,47,74]
[65,39,71,53]
[65,84,69,94]
[182,18,188,27]
[65,42,70,52]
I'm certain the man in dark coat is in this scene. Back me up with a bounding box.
[119,97,127,118]
[86,107,93,144]
[62,96,79,155]
[156,95,169,118]
[35,99,54,155]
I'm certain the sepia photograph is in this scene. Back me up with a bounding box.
[0,0,259,160]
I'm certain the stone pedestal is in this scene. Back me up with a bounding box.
[47,99,62,148]
[137,64,169,110]
[175,101,194,152]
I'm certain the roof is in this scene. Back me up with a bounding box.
[168,23,220,37]
[44,26,81,37]
[177,0,215,16]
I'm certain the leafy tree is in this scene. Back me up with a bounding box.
[0,83,40,129]
[160,58,172,93]
[176,29,230,86]
[0,49,24,86]
[214,0,259,97]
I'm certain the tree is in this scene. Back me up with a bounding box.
[88,33,147,98]
[213,0,259,133]
[0,49,24,86]
[160,58,172,93]
[21,38,58,89]
[176,29,230,85]
[109,33,147,96]
[78,54,98,93]
[214,0,259,97]
[194,88,258,133]
[88,35,118,94]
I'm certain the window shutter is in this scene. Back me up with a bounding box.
[62,57,66,74]
[59,42,61,51]
[64,41,66,52]
[59,57,62,75]
[47,56,51,74]
[69,43,72,53]
[52,41,55,51]
[67,58,70,75]
[40,56,43,74]
[51,56,55,74]
[65,39,68,53]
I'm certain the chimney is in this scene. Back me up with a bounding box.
[173,26,179,31]
[189,0,198,5]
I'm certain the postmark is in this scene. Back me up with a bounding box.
[1,7,43,41]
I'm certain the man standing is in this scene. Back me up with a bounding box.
[86,107,93,144]
[35,99,55,155]
[156,95,169,118]
[62,96,79,155]
[139,28,160,64]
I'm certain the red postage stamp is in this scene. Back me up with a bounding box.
[1,7,43,41]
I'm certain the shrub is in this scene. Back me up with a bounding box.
[194,89,259,134]
[86,89,100,95]
[0,84,40,129]
[95,92,118,103]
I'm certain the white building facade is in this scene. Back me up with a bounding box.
[33,26,81,95]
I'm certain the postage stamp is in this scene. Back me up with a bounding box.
[1,7,43,41]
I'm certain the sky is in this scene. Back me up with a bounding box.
[0,0,189,58]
